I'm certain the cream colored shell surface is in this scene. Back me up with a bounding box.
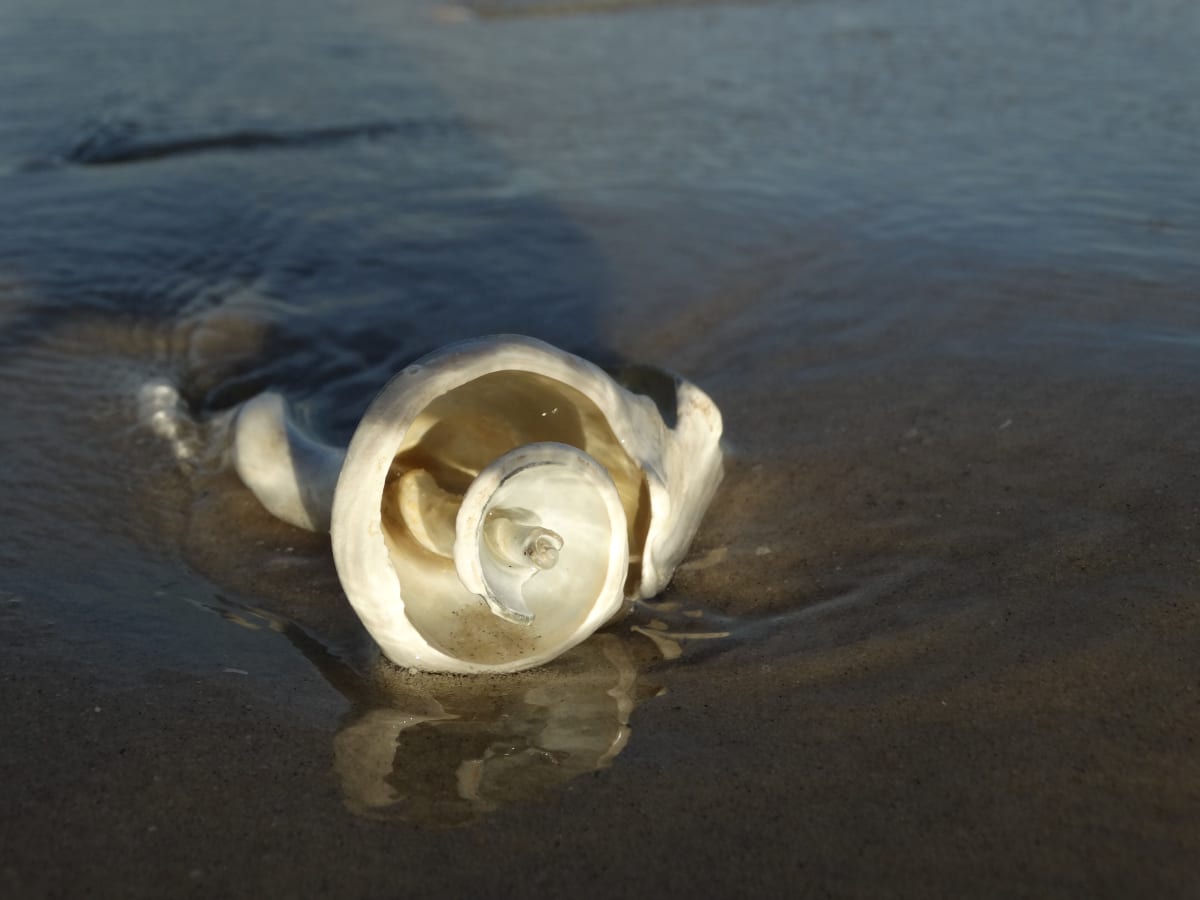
[232,335,722,674]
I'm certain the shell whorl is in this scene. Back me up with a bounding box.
[454,442,628,630]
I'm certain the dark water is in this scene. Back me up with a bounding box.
[1,0,1199,894]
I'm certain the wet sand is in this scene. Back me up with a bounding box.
[4,326,1198,897]
[2,0,1199,895]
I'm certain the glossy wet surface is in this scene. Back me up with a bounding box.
[1,0,1198,895]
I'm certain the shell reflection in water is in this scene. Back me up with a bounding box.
[230,335,724,673]
[198,593,733,827]
[329,633,662,826]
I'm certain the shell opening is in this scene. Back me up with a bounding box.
[326,337,723,675]
[377,372,640,667]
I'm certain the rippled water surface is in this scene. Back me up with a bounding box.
[1,0,1198,894]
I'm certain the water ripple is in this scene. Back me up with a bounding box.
[40,119,464,168]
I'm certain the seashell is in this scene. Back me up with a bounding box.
[230,335,723,674]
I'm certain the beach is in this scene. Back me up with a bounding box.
[1,0,1198,895]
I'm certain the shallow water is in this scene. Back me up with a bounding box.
[1,0,1199,893]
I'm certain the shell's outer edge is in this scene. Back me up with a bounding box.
[638,380,725,598]
[232,392,346,533]
[453,441,629,663]
[330,335,721,674]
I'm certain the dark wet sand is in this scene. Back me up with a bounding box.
[4,346,1199,897]
[2,0,1199,895]
[5,594,1196,899]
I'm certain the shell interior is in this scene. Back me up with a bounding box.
[378,371,646,666]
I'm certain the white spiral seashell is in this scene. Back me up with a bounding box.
[230,335,723,674]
